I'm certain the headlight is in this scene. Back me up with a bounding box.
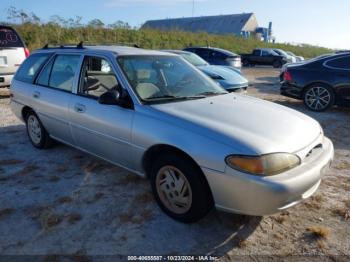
[225,153,301,176]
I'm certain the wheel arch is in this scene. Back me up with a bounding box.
[142,144,214,199]
[21,106,33,121]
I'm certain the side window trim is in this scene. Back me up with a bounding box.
[34,53,56,86]
[323,55,350,71]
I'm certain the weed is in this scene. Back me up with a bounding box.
[306,226,330,239]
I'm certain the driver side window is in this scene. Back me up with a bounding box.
[79,56,119,99]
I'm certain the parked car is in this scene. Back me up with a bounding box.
[273,49,296,64]
[281,52,350,111]
[164,50,248,92]
[286,51,304,62]
[0,25,29,88]
[241,48,287,68]
[183,47,241,70]
[11,44,334,223]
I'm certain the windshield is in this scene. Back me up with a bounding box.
[180,52,208,66]
[117,55,227,104]
[275,49,289,57]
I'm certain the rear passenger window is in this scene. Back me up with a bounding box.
[210,51,226,59]
[49,55,80,92]
[325,56,350,69]
[195,49,210,59]
[14,53,51,83]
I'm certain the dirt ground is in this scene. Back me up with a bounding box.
[0,67,349,261]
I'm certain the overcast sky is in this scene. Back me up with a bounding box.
[2,0,349,49]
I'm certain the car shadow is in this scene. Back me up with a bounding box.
[0,124,262,257]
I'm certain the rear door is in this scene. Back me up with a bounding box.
[69,54,134,168]
[0,26,26,78]
[324,55,350,105]
[33,53,83,145]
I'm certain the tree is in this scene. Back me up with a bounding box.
[88,19,105,29]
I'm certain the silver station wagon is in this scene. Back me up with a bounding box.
[10,44,334,223]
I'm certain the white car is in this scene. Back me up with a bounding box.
[0,25,29,88]
[287,51,305,62]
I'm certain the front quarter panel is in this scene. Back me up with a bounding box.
[130,105,234,174]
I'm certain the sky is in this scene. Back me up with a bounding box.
[1,0,349,49]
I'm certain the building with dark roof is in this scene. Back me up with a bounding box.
[141,13,259,37]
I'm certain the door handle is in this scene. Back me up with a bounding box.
[74,103,86,113]
[33,91,40,99]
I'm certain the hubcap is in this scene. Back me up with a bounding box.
[27,115,42,144]
[156,166,192,214]
[305,86,331,110]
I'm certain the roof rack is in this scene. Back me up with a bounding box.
[41,41,140,49]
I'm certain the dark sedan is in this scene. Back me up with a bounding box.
[280,52,350,111]
[183,47,242,70]
[165,50,248,92]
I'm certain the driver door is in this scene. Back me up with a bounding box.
[69,55,134,168]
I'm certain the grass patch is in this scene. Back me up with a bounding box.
[0,159,23,165]
[66,213,82,224]
[56,196,73,204]
[117,174,143,185]
[39,210,62,230]
[306,226,330,239]
[15,164,39,176]
[0,208,14,219]
[331,207,350,221]
[334,161,350,170]
[134,191,154,204]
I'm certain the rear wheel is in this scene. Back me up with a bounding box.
[25,111,52,149]
[273,60,282,68]
[150,153,213,223]
[303,84,335,112]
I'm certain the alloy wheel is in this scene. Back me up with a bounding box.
[305,86,331,111]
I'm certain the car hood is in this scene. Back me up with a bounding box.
[198,65,248,85]
[151,93,321,155]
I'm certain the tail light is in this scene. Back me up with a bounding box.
[24,48,30,58]
[284,71,292,82]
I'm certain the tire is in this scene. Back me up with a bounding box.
[303,84,335,112]
[150,153,213,223]
[242,59,250,67]
[25,111,53,149]
[273,60,282,68]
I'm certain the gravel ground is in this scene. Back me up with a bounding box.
[0,67,349,261]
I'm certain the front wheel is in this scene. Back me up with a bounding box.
[26,111,53,149]
[303,84,335,112]
[150,153,213,223]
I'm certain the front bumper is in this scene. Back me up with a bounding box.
[0,74,13,87]
[202,137,334,216]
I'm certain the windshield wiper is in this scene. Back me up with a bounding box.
[195,91,228,97]
[145,94,206,101]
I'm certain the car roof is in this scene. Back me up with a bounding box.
[185,46,237,56]
[162,50,191,55]
[34,45,176,56]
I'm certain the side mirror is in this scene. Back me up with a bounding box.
[98,90,134,109]
[98,91,120,105]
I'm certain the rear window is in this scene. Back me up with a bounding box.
[0,26,24,48]
[325,56,350,70]
[14,53,51,83]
